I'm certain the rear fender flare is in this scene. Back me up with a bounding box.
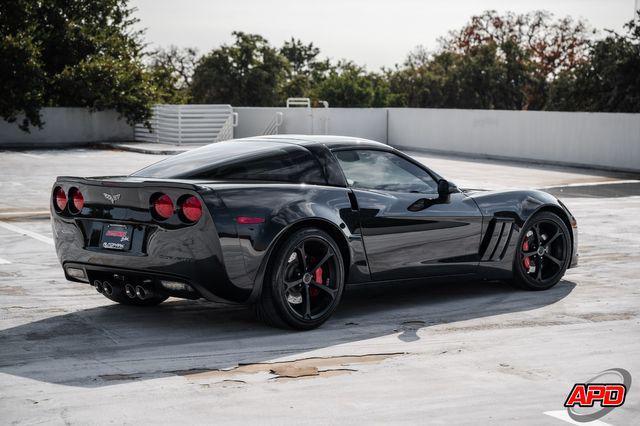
[247,215,352,303]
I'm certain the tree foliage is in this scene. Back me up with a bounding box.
[441,10,592,78]
[187,10,601,111]
[147,46,198,103]
[387,42,535,109]
[279,38,331,102]
[393,10,589,109]
[190,32,287,106]
[547,13,640,112]
[0,0,156,131]
[2,5,637,130]
[311,61,390,107]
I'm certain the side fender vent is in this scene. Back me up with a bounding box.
[480,218,515,262]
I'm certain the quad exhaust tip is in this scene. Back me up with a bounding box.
[124,283,136,299]
[93,280,154,300]
[135,285,151,300]
[101,281,113,296]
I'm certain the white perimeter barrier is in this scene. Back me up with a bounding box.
[0,108,133,147]
[134,104,237,145]
[234,107,640,173]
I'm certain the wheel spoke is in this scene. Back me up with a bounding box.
[546,230,561,246]
[310,282,337,299]
[523,251,536,258]
[309,250,333,273]
[544,252,563,266]
[303,284,311,319]
[284,278,302,291]
[536,257,543,281]
[296,243,307,271]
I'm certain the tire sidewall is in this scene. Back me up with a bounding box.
[267,228,345,330]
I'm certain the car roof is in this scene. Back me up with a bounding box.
[238,134,390,150]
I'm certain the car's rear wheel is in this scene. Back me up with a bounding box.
[512,211,571,290]
[255,227,345,330]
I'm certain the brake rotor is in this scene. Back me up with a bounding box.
[287,291,303,304]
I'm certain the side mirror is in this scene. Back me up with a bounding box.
[437,179,457,197]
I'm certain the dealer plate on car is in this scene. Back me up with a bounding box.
[100,224,132,251]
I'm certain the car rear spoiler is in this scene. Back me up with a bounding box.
[55,176,205,191]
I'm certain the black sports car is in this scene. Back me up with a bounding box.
[51,135,578,329]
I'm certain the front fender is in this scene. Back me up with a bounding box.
[467,189,578,277]
[468,189,565,224]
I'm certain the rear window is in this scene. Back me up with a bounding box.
[132,141,326,184]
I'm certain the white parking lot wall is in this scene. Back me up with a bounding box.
[0,108,133,147]
[2,105,638,173]
[388,108,640,173]
[234,107,388,143]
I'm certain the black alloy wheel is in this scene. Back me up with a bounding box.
[255,228,345,330]
[512,211,571,290]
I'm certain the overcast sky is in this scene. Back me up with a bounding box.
[131,0,637,69]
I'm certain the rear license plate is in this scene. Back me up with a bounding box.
[100,224,132,251]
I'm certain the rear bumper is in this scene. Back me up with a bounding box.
[52,215,252,303]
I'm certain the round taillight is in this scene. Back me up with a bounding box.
[54,186,67,212]
[151,193,174,220]
[179,196,202,223]
[69,187,84,213]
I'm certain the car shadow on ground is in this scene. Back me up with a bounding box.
[0,279,575,387]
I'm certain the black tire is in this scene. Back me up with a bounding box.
[100,284,168,306]
[512,211,571,290]
[255,227,345,330]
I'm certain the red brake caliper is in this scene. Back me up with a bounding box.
[310,266,323,297]
[522,239,530,270]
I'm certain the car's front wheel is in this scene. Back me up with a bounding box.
[255,227,345,330]
[512,211,571,290]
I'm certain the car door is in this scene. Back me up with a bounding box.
[333,149,483,281]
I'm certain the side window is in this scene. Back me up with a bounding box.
[334,150,438,193]
[190,146,326,184]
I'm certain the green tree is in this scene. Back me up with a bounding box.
[387,41,534,110]
[279,38,331,101]
[450,41,534,110]
[547,13,640,112]
[386,47,458,107]
[0,0,155,131]
[438,10,591,109]
[147,46,198,103]
[441,10,592,80]
[312,61,390,107]
[190,32,287,106]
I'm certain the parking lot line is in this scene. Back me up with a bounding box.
[537,179,640,189]
[543,410,611,426]
[0,221,54,245]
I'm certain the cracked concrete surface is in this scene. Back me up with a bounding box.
[0,149,639,424]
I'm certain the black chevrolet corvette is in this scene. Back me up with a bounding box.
[51,135,578,329]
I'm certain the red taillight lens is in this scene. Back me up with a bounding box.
[54,186,67,211]
[179,196,202,223]
[69,187,84,213]
[151,193,174,220]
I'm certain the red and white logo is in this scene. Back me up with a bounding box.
[562,368,631,423]
[564,383,627,408]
